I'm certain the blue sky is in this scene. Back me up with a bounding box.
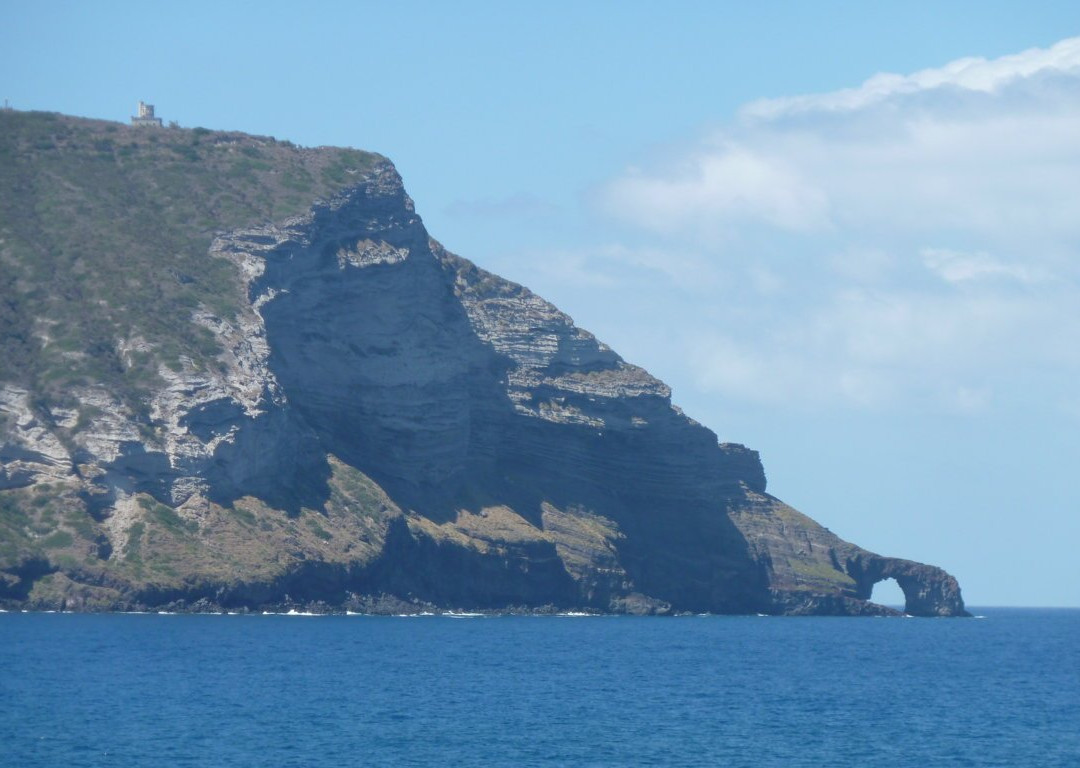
[4,1,1079,606]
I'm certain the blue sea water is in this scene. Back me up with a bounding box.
[1,608,1077,767]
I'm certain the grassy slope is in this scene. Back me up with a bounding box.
[1,458,401,609]
[0,112,388,606]
[0,110,380,413]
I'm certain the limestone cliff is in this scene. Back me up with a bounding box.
[0,112,968,616]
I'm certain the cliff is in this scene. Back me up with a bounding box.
[0,112,968,616]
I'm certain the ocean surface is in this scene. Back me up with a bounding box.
[1,608,1077,767]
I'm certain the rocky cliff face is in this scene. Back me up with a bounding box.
[0,114,968,616]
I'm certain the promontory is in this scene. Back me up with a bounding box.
[0,111,968,616]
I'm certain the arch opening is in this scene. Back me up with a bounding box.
[870,577,906,609]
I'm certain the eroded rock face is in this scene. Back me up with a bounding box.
[845,555,968,617]
[729,492,969,616]
[0,159,968,616]
[0,388,73,490]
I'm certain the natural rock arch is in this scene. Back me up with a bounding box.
[845,554,970,617]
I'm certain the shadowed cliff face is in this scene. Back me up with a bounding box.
[204,165,962,616]
[254,175,496,496]
[0,122,969,615]
[233,167,773,612]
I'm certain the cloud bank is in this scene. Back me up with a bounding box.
[742,36,1080,119]
[596,36,1080,414]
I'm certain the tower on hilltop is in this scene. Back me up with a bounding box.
[131,101,163,127]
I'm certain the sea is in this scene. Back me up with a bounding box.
[1,608,1077,767]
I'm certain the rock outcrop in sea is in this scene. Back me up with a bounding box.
[0,112,968,616]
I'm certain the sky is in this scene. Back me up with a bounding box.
[3,1,1079,607]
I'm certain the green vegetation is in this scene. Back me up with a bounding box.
[39,530,74,549]
[0,460,398,607]
[138,495,198,534]
[789,557,855,590]
[0,113,408,608]
[327,457,393,515]
[305,516,334,541]
[0,110,382,422]
[0,486,95,572]
[125,522,146,564]
[0,492,34,566]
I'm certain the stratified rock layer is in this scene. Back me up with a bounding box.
[0,119,968,616]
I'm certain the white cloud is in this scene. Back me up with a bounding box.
[686,282,1078,413]
[742,36,1080,119]
[596,36,1080,414]
[920,247,1045,285]
[602,36,1080,252]
[603,146,830,235]
[605,99,1080,252]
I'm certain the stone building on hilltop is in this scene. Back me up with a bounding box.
[131,101,163,127]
